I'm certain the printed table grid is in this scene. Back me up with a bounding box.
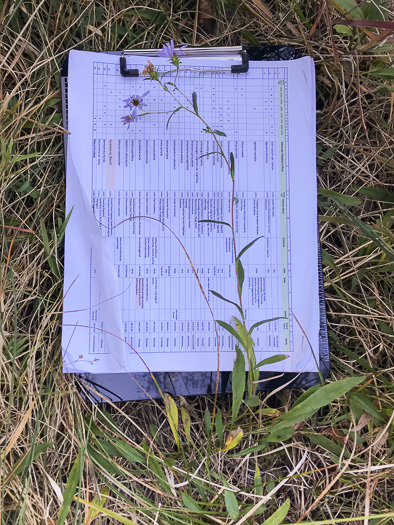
[89,60,291,356]
[93,63,287,140]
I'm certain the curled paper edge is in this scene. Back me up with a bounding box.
[62,148,128,374]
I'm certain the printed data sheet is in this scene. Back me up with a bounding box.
[62,50,319,374]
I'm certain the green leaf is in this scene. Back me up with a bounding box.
[223,481,239,521]
[40,219,51,256]
[356,186,393,202]
[236,258,244,295]
[214,129,227,136]
[210,290,243,317]
[237,236,264,260]
[321,249,338,272]
[166,106,182,129]
[57,449,83,525]
[262,498,290,525]
[86,488,109,524]
[334,24,354,35]
[240,29,260,46]
[87,445,122,475]
[9,442,53,481]
[232,345,246,423]
[192,92,199,114]
[230,152,235,180]
[149,456,172,494]
[265,427,295,443]
[233,316,251,350]
[215,409,224,446]
[318,188,362,206]
[254,463,263,496]
[292,384,321,407]
[77,497,137,525]
[255,354,289,368]
[350,393,385,422]
[332,0,364,19]
[217,320,246,349]
[113,440,146,464]
[198,151,222,160]
[204,409,211,437]
[344,208,394,261]
[368,67,394,80]
[244,394,260,407]
[306,433,345,457]
[270,376,364,433]
[179,397,191,443]
[164,393,180,449]
[199,219,231,228]
[221,427,244,451]
[182,493,201,512]
[249,317,284,336]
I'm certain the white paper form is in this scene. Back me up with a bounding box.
[62,50,319,374]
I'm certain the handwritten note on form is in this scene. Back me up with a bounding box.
[62,50,319,375]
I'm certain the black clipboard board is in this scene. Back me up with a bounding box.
[61,45,330,402]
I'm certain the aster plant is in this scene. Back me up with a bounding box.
[121,42,287,421]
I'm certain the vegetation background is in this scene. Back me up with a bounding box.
[0,0,393,523]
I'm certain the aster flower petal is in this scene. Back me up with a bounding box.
[159,40,175,58]
[158,40,187,60]
[131,107,138,122]
[121,91,149,125]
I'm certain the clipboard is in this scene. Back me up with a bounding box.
[61,45,330,403]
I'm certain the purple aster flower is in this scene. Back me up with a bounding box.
[121,91,149,125]
[121,115,133,127]
[158,40,187,63]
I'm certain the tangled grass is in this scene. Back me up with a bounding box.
[0,0,393,523]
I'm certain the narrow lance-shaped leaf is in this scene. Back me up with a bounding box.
[318,188,362,206]
[192,92,199,114]
[223,480,239,521]
[255,354,289,368]
[166,106,183,129]
[210,289,244,318]
[217,320,245,350]
[233,316,253,350]
[269,376,364,433]
[262,498,290,525]
[232,345,246,423]
[179,396,191,442]
[230,152,235,180]
[164,394,180,449]
[204,409,211,437]
[198,219,231,228]
[77,497,137,525]
[254,463,263,496]
[237,235,264,260]
[182,493,201,512]
[236,258,244,296]
[57,449,83,525]
[343,207,394,261]
[249,317,284,336]
[198,151,222,160]
[202,128,227,137]
[215,409,224,446]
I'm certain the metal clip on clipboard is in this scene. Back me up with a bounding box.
[119,46,249,77]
